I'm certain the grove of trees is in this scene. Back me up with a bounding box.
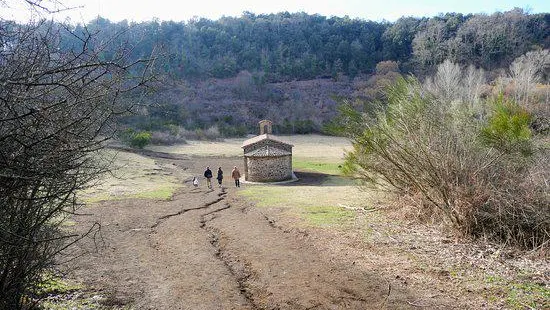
[56,9,549,82]
[53,9,546,138]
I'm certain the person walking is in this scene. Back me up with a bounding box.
[231,166,241,187]
[216,167,223,188]
[204,166,213,189]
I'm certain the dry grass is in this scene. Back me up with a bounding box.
[81,150,186,202]
[149,139,244,157]
[239,177,377,228]
[283,134,351,160]
[85,135,350,203]
[149,134,351,161]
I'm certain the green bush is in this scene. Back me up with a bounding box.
[481,95,532,155]
[129,131,152,149]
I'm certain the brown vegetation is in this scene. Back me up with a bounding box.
[336,54,550,251]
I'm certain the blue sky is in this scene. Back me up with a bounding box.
[2,0,549,23]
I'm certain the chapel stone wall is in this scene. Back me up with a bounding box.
[245,155,292,182]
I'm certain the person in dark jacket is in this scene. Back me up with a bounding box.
[231,166,241,187]
[204,166,213,189]
[216,167,223,188]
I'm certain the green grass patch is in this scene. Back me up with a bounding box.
[35,273,82,297]
[83,183,180,203]
[302,205,355,227]
[35,273,132,309]
[240,185,356,228]
[39,300,101,310]
[484,274,550,309]
[321,175,357,186]
[238,181,376,229]
[292,158,343,175]
[133,186,177,200]
[81,149,185,203]
[238,186,291,207]
[506,282,550,309]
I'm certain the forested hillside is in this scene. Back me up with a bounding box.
[56,9,549,138]
[75,9,548,80]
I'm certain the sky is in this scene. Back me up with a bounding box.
[2,0,549,23]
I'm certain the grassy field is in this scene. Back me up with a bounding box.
[83,135,376,229]
[238,177,375,228]
[150,139,244,157]
[149,134,351,159]
[85,135,352,204]
[81,150,185,203]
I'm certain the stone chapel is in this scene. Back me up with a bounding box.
[241,120,293,182]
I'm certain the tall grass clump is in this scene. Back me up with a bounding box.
[335,76,549,250]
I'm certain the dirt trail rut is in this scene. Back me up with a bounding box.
[68,156,418,309]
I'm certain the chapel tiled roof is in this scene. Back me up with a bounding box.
[244,145,292,157]
[241,134,293,148]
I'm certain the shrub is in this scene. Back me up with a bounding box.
[176,126,222,141]
[336,77,549,249]
[148,126,188,145]
[129,131,152,149]
[201,126,222,140]
[149,131,187,145]
[481,95,532,155]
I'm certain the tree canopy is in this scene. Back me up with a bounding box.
[54,9,549,82]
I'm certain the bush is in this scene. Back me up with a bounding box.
[129,131,152,149]
[336,77,549,249]
[148,125,188,145]
[217,122,248,137]
[149,131,187,145]
[481,95,532,155]
[177,126,223,141]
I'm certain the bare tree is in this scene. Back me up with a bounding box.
[424,59,462,104]
[509,49,550,105]
[462,64,485,109]
[0,11,151,310]
[412,19,448,71]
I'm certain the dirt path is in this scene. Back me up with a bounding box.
[67,155,422,309]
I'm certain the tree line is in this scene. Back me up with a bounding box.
[59,9,548,82]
